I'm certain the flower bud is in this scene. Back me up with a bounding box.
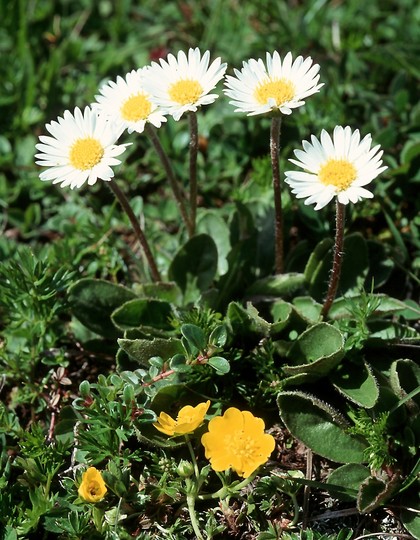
[176,460,194,478]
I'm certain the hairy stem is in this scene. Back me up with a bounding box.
[145,124,193,236]
[108,179,161,282]
[270,116,284,274]
[321,200,346,318]
[188,111,199,235]
[186,488,204,540]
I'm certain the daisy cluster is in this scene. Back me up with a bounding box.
[35,47,386,208]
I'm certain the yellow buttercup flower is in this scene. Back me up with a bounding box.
[78,467,107,503]
[201,408,275,478]
[153,400,211,436]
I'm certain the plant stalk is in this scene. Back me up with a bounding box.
[145,124,193,236]
[186,488,204,540]
[108,179,161,282]
[321,200,346,318]
[188,111,199,235]
[270,115,284,274]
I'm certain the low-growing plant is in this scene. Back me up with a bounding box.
[1,2,419,539]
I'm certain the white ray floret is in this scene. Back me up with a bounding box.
[285,126,388,210]
[92,68,167,134]
[143,47,227,121]
[35,106,130,190]
[224,51,323,116]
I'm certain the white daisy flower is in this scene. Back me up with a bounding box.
[35,106,130,190]
[285,126,388,210]
[224,51,323,116]
[143,47,227,121]
[92,68,167,134]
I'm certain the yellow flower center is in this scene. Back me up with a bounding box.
[319,159,357,191]
[69,137,104,170]
[120,93,152,121]
[254,78,296,106]
[225,433,258,457]
[168,79,203,105]
[87,481,102,498]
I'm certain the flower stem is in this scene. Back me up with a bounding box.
[145,124,193,237]
[108,179,161,282]
[186,487,204,540]
[290,493,300,527]
[321,200,346,318]
[270,115,284,274]
[188,111,199,235]
[198,471,257,501]
[186,437,200,480]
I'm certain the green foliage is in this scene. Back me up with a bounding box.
[1,0,419,538]
[348,409,396,470]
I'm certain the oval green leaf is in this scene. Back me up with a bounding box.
[277,391,368,463]
[284,323,345,379]
[331,361,379,408]
[112,299,173,331]
[68,278,137,338]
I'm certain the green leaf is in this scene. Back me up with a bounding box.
[292,296,322,324]
[390,359,420,409]
[245,273,305,298]
[168,234,218,298]
[304,237,333,291]
[329,293,411,319]
[169,354,191,373]
[208,356,230,375]
[197,211,231,275]
[3,526,18,540]
[400,483,420,539]
[270,300,293,334]
[331,361,379,408]
[286,322,344,364]
[368,320,420,340]
[111,299,173,331]
[209,324,228,348]
[305,233,369,301]
[226,301,270,338]
[357,474,400,513]
[401,139,420,165]
[366,240,394,288]
[277,391,368,463]
[117,337,183,368]
[383,209,409,263]
[339,233,369,294]
[68,278,137,338]
[327,464,371,501]
[133,281,182,303]
[282,324,345,383]
[181,324,206,352]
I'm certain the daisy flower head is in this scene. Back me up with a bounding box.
[285,126,388,211]
[92,68,167,134]
[143,47,227,121]
[35,106,130,190]
[224,51,323,116]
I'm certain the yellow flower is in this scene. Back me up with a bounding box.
[153,400,211,436]
[201,408,275,478]
[78,467,107,503]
